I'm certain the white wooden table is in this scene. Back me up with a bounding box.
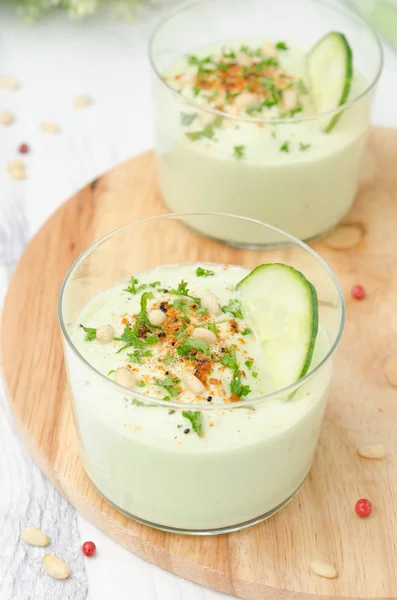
[0,4,396,599]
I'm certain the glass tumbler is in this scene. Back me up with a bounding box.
[150,0,383,246]
[59,213,345,534]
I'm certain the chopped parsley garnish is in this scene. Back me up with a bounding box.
[299,142,311,151]
[127,348,152,364]
[175,322,188,341]
[135,291,155,331]
[115,292,158,353]
[276,41,288,50]
[108,369,115,376]
[289,106,303,117]
[193,86,201,97]
[221,47,236,60]
[225,90,240,103]
[203,323,217,334]
[155,374,180,398]
[80,325,96,341]
[221,346,251,398]
[196,306,208,316]
[196,266,215,277]
[137,380,145,387]
[177,338,211,358]
[187,55,212,67]
[297,79,308,95]
[124,276,146,295]
[280,141,290,153]
[180,112,197,126]
[149,281,161,288]
[169,280,201,304]
[164,351,175,365]
[233,145,245,159]
[182,410,203,437]
[259,77,275,90]
[186,123,214,141]
[245,360,253,370]
[252,372,258,378]
[221,299,244,319]
[241,327,252,336]
[173,298,189,313]
[256,57,279,71]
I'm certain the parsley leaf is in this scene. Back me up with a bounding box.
[127,348,152,364]
[280,141,290,153]
[149,281,161,288]
[124,276,146,295]
[80,325,96,341]
[180,112,197,126]
[276,41,288,50]
[193,87,201,97]
[221,346,239,371]
[299,142,311,151]
[230,377,251,397]
[221,299,244,319]
[222,47,236,60]
[259,77,275,90]
[155,374,180,398]
[116,324,158,353]
[245,360,253,370]
[182,410,204,437]
[203,323,217,334]
[241,327,252,336]
[135,291,155,331]
[169,280,201,305]
[196,306,208,316]
[233,145,245,159]
[221,346,251,398]
[108,369,115,376]
[177,338,211,358]
[186,124,214,142]
[196,266,215,277]
[164,351,175,366]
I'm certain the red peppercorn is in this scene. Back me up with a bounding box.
[355,498,372,518]
[18,143,29,154]
[82,541,96,556]
[351,284,366,300]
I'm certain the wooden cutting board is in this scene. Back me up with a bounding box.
[2,126,397,600]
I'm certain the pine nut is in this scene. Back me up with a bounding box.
[192,327,217,345]
[357,444,387,459]
[148,309,166,326]
[0,110,14,125]
[43,554,70,580]
[21,525,50,547]
[40,122,60,134]
[201,292,221,317]
[181,371,205,395]
[310,560,337,579]
[96,325,114,344]
[114,367,136,389]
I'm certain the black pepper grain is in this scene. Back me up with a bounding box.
[207,396,212,402]
[184,428,190,434]
[158,332,166,338]
[159,302,167,313]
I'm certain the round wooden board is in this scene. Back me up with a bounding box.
[2,127,397,600]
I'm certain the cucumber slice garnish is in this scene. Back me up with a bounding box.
[237,264,319,390]
[307,31,353,132]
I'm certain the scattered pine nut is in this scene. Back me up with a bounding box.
[384,354,397,387]
[357,444,387,459]
[0,110,14,125]
[21,525,50,547]
[8,160,26,180]
[0,75,19,90]
[40,122,60,134]
[96,325,115,344]
[310,560,337,579]
[324,225,363,250]
[43,554,70,580]
[74,95,93,108]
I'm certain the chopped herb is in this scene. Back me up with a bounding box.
[222,47,236,60]
[239,44,250,54]
[259,77,275,90]
[186,123,215,141]
[182,410,203,437]
[187,55,212,67]
[108,369,115,376]
[280,141,290,153]
[124,276,146,295]
[221,346,251,398]
[252,372,258,378]
[225,90,240,103]
[116,324,158,353]
[177,338,211,358]
[233,145,245,159]
[135,291,155,332]
[131,398,148,407]
[180,112,197,126]
[175,322,188,341]
[127,348,152,364]
[193,86,201,97]
[164,351,175,365]
[196,306,208,316]
[196,266,215,277]
[217,62,229,71]
[297,79,308,95]
[137,380,146,387]
[255,60,267,73]
[203,323,217,334]
[276,41,288,50]
[241,327,252,336]
[163,395,171,402]
[173,298,189,313]
[264,56,279,66]
[213,116,223,128]
[299,142,311,151]
[289,106,303,117]
[149,281,161,288]
[80,325,96,341]
[245,360,253,370]
[155,374,180,397]
[169,280,200,304]
[221,299,244,319]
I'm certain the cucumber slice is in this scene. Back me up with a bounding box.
[237,264,319,390]
[307,32,353,132]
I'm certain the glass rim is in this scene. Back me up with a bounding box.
[148,0,384,127]
[58,212,345,410]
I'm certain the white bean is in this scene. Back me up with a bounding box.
[357,444,387,459]
[283,88,297,111]
[114,367,136,390]
[96,324,115,344]
[310,560,337,579]
[234,92,258,112]
[148,309,166,326]
[192,327,217,345]
[201,292,221,317]
[21,525,50,547]
[43,554,70,580]
[181,371,206,395]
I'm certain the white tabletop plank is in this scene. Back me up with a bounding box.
[0,3,396,599]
